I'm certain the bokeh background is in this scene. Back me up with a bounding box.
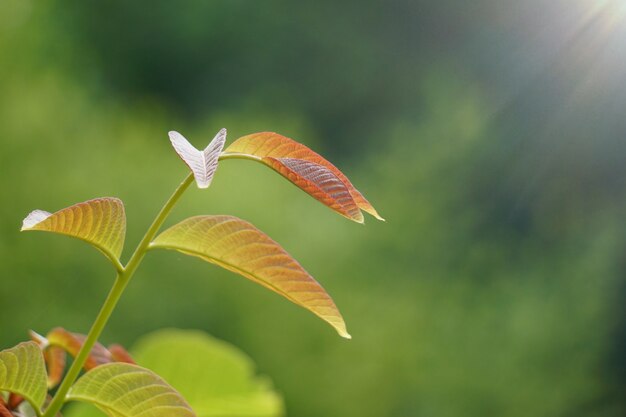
[1,1,626,416]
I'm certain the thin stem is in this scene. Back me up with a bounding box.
[42,173,195,417]
[124,173,195,278]
[219,152,262,162]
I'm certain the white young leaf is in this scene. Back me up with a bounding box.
[169,129,227,188]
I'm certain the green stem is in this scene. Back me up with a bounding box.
[219,152,262,162]
[42,173,195,417]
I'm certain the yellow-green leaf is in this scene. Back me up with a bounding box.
[0,342,47,412]
[67,363,195,417]
[150,215,350,338]
[134,329,282,417]
[21,197,126,268]
[224,132,383,222]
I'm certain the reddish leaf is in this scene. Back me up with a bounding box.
[264,157,363,222]
[46,328,111,370]
[107,344,135,364]
[43,346,66,389]
[7,394,23,410]
[29,330,66,388]
[224,132,383,222]
[0,401,12,417]
[151,215,350,338]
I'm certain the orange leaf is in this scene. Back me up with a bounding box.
[0,400,12,417]
[46,328,112,370]
[224,132,383,222]
[151,215,351,338]
[108,344,135,364]
[21,197,126,268]
[43,346,66,389]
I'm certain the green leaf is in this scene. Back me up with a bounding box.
[66,363,195,417]
[21,197,126,269]
[0,342,48,412]
[150,215,350,338]
[64,330,283,417]
[134,329,283,417]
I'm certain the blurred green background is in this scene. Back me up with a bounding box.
[1,0,626,416]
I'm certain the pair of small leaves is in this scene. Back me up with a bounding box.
[0,340,193,417]
[21,130,382,338]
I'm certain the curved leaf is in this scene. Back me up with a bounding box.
[224,132,383,221]
[0,342,47,412]
[67,363,195,417]
[169,129,226,189]
[150,216,350,338]
[30,328,135,389]
[21,197,126,267]
[46,328,114,370]
[43,346,65,390]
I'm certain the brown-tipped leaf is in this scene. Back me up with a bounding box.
[224,132,383,221]
[169,129,226,189]
[151,215,350,338]
[21,197,126,266]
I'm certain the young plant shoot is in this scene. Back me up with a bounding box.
[1,129,382,417]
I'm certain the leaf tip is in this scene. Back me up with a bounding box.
[340,331,352,340]
[21,210,51,231]
[168,130,183,141]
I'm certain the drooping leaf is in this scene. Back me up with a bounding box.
[0,342,47,412]
[67,363,195,417]
[169,129,227,189]
[21,197,126,267]
[224,132,383,221]
[150,215,350,338]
